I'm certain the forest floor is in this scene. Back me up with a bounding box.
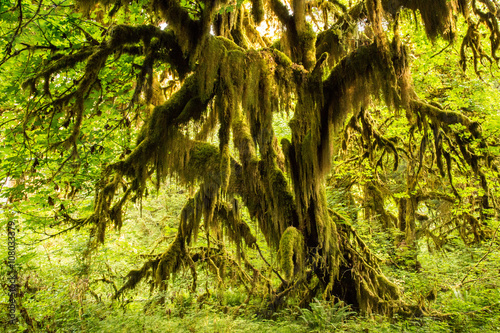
[2,234,499,333]
[1,192,499,332]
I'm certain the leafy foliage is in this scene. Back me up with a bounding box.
[1,0,500,331]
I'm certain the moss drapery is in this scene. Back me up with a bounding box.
[19,0,499,316]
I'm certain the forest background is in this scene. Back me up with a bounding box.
[1,0,500,331]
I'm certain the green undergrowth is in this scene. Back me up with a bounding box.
[1,188,499,333]
[4,294,499,332]
[2,236,499,332]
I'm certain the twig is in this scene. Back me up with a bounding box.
[255,243,286,284]
[461,273,500,286]
[430,41,453,59]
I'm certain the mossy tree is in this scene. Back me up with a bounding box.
[1,0,499,316]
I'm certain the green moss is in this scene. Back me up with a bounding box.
[220,146,231,193]
[155,235,183,289]
[251,0,265,24]
[93,25,412,315]
[272,49,293,67]
[404,0,458,41]
[316,28,346,68]
[278,226,305,280]
[217,201,257,250]
[299,23,317,70]
[185,143,220,175]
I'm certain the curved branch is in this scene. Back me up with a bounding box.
[269,0,292,25]
[410,100,481,138]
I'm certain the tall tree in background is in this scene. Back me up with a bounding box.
[1,0,499,315]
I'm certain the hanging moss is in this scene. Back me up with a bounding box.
[83,14,418,314]
[220,146,231,193]
[316,29,347,67]
[365,182,397,229]
[113,259,156,299]
[278,227,305,280]
[152,0,203,56]
[155,235,184,289]
[231,106,299,250]
[25,0,500,319]
[251,0,265,24]
[216,200,258,256]
[404,0,459,41]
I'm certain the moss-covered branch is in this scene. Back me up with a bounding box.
[269,0,292,25]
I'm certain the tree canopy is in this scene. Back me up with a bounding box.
[1,0,500,320]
